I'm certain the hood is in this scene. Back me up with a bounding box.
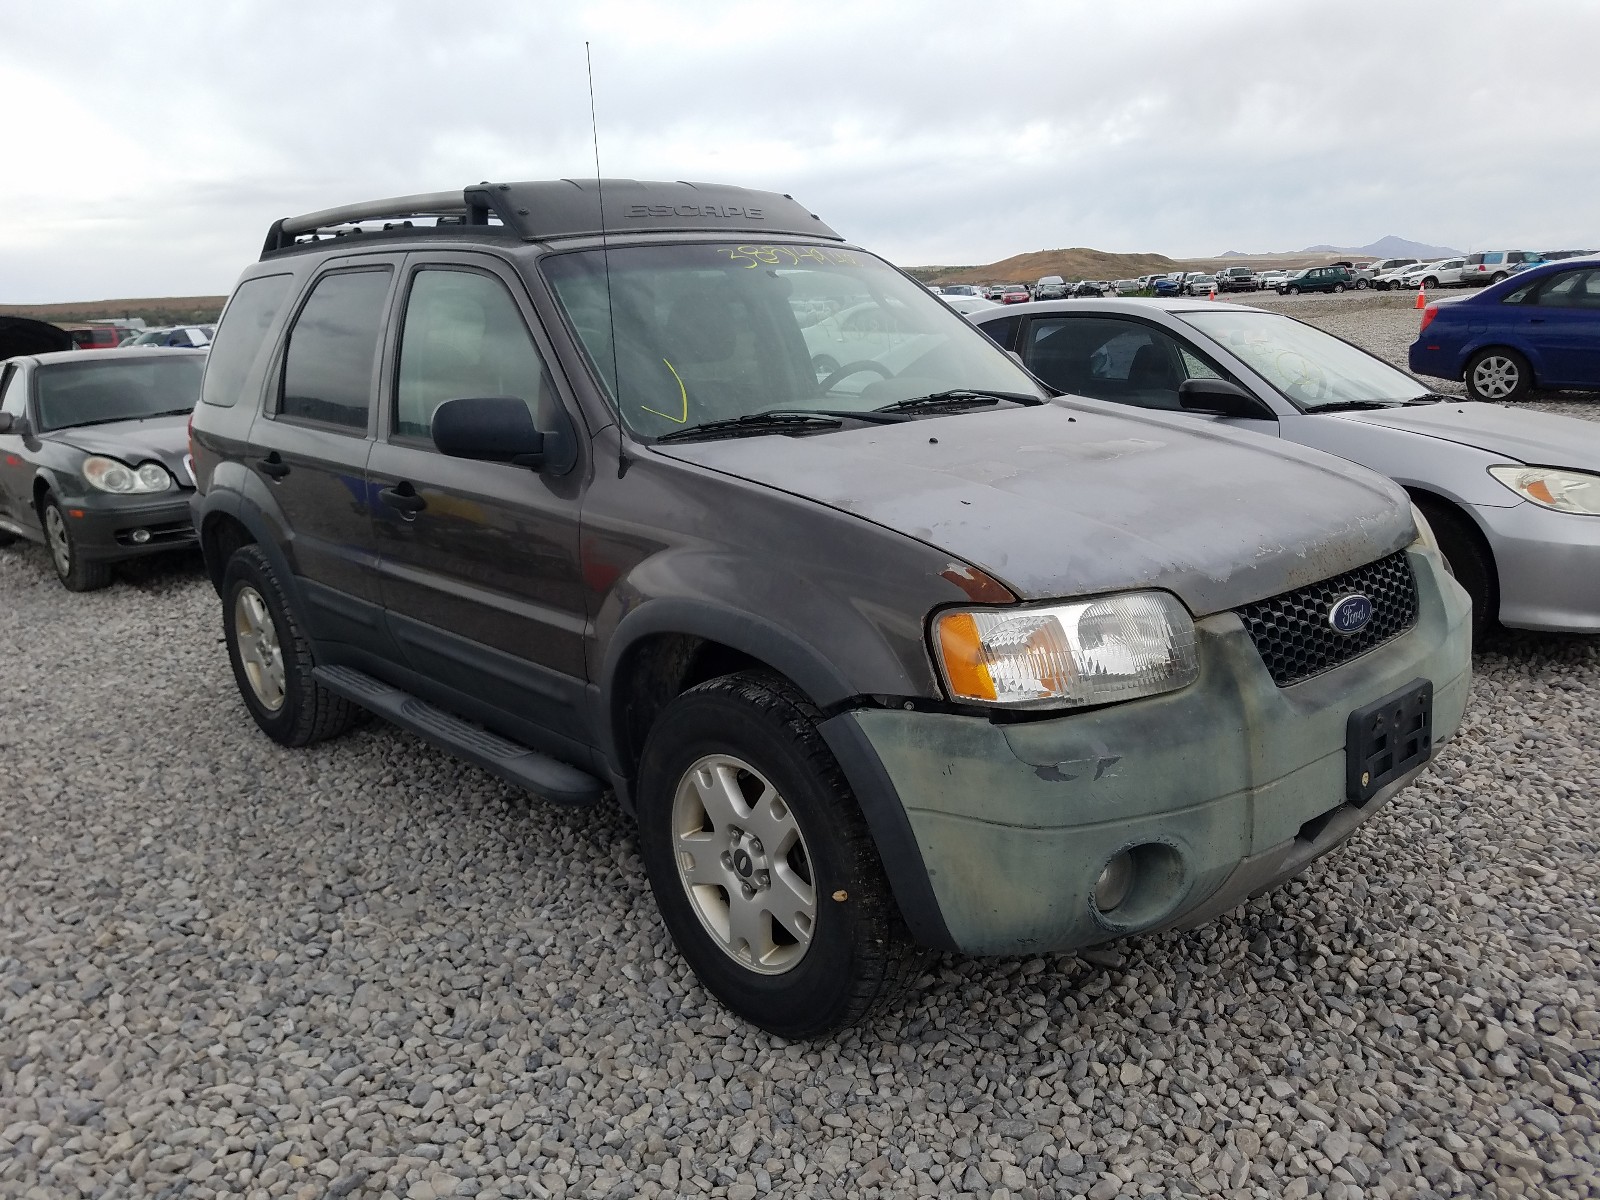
[1,316,73,360]
[1332,401,1600,469]
[658,403,1412,615]
[46,414,193,482]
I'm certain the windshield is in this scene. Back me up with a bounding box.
[35,356,204,431]
[542,242,1044,438]
[1178,309,1430,409]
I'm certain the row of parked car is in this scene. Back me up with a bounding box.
[68,323,214,350]
[0,179,1594,1040]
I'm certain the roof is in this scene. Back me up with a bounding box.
[27,347,208,367]
[971,297,1268,319]
[263,179,842,257]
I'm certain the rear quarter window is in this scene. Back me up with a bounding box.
[202,274,295,408]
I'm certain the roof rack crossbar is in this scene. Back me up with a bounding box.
[278,190,482,237]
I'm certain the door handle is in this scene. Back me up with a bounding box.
[257,452,290,479]
[1529,318,1546,324]
[379,482,427,516]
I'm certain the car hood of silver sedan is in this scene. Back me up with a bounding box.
[1330,401,1600,469]
[660,402,1414,615]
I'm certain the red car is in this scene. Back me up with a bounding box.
[999,285,1031,304]
[67,327,127,350]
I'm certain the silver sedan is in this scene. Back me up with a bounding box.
[969,297,1600,639]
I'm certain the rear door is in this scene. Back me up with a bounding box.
[366,253,591,750]
[250,256,398,648]
[1524,268,1600,386]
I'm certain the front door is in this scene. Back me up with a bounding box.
[366,254,590,750]
[249,256,398,649]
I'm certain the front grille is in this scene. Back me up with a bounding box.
[1234,551,1418,686]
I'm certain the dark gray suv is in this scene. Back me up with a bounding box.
[189,180,1472,1036]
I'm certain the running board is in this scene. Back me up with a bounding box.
[313,665,604,806]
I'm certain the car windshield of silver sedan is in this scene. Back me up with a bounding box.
[35,357,205,432]
[1178,309,1435,410]
[542,243,1045,439]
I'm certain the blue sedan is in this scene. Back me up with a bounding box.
[1410,256,1600,401]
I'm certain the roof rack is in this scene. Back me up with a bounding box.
[261,179,842,259]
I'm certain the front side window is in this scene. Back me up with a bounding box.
[1181,309,1430,408]
[395,268,555,439]
[542,243,1042,438]
[34,357,205,432]
[279,268,392,429]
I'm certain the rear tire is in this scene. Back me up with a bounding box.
[636,671,924,1038]
[1354,278,1368,290]
[1465,347,1532,402]
[42,496,112,592]
[221,545,362,746]
[1332,283,1346,293]
[1415,498,1496,644]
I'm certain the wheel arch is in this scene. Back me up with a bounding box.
[1404,485,1500,617]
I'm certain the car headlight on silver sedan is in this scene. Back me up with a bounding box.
[1488,465,1600,516]
[933,591,1199,708]
[83,456,174,495]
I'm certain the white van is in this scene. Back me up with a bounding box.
[1461,250,1542,286]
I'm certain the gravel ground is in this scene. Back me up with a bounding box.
[2,314,1598,1200]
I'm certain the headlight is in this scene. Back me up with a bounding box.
[1488,465,1600,516]
[1409,503,1442,555]
[933,591,1199,708]
[83,456,174,494]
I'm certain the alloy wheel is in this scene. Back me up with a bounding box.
[234,585,287,711]
[670,754,817,975]
[44,505,72,578]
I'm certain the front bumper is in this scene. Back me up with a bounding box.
[65,493,197,560]
[1474,500,1600,631]
[825,548,1471,955]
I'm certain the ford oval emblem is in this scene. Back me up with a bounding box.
[1328,593,1374,635]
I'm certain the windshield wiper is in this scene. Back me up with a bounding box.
[654,412,844,444]
[1306,400,1403,413]
[873,389,1047,414]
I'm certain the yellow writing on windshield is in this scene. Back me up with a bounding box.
[641,358,690,423]
[721,246,860,269]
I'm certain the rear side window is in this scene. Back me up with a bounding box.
[203,274,293,408]
[978,314,1020,351]
[279,268,392,429]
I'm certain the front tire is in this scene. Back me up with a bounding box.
[1286,286,1300,295]
[42,496,112,592]
[1416,498,1496,643]
[636,672,922,1038]
[1465,347,1531,402]
[221,545,361,746]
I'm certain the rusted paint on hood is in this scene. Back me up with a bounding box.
[656,404,1413,614]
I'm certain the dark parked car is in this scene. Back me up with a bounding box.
[1410,256,1600,402]
[1,316,73,359]
[1278,266,1355,295]
[0,348,203,590]
[189,178,1469,1037]
[1215,266,1258,293]
[68,326,128,350]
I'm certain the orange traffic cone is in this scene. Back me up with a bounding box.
[1208,286,1217,301]
[1414,281,1427,310]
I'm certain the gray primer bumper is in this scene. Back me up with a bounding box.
[833,548,1472,956]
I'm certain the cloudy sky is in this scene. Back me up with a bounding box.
[2,0,1595,302]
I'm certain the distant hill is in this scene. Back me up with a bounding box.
[1299,235,1460,259]
[0,296,227,326]
[927,247,1180,286]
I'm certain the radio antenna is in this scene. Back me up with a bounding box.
[585,42,625,472]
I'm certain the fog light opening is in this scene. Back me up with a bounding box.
[1095,852,1135,913]
[130,528,151,544]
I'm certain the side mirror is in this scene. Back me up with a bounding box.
[431,397,546,468]
[1178,378,1277,421]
